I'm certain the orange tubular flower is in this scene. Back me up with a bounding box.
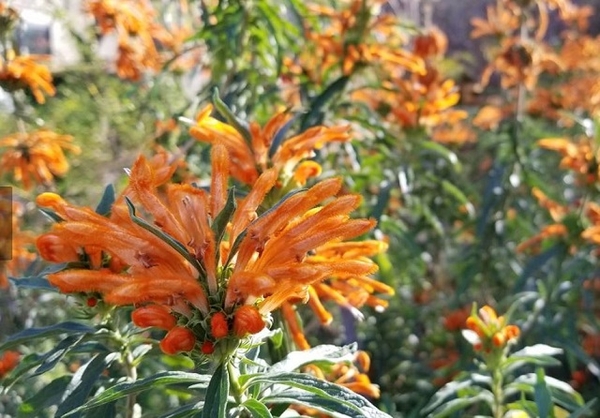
[189,104,351,185]
[132,305,177,330]
[463,305,520,353]
[37,139,388,359]
[0,129,80,190]
[0,54,55,104]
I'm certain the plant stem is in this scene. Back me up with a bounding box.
[491,365,504,418]
[123,346,138,418]
[227,360,245,404]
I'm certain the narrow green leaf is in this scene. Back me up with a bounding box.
[417,140,462,172]
[427,393,494,418]
[248,373,389,418]
[268,114,298,158]
[0,322,95,352]
[300,76,349,130]
[242,399,273,418]
[18,376,72,417]
[9,275,56,291]
[568,399,597,418]
[534,368,553,418]
[62,372,211,417]
[158,401,204,418]
[269,344,356,374]
[95,184,115,216]
[201,363,230,418]
[212,88,252,145]
[212,187,237,248]
[56,353,115,417]
[33,334,86,377]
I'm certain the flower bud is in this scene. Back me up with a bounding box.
[210,312,229,339]
[233,305,264,337]
[159,326,196,355]
[201,341,215,354]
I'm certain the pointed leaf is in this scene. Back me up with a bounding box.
[95,185,115,216]
[0,322,95,352]
[257,373,390,418]
[18,376,72,417]
[56,353,117,417]
[212,88,252,145]
[201,363,230,418]
[62,372,211,416]
[33,334,86,377]
[212,187,237,248]
[242,399,273,418]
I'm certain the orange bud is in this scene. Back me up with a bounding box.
[233,305,264,337]
[492,332,505,347]
[465,317,480,332]
[86,297,98,308]
[132,305,177,330]
[504,325,520,341]
[201,341,215,354]
[159,326,196,355]
[210,312,229,339]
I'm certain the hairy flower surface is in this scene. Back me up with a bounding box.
[36,143,387,358]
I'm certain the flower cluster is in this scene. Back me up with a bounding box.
[86,0,190,80]
[0,53,55,104]
[36,137,388,359]
[0,129,80,190]
[463,305,520,352]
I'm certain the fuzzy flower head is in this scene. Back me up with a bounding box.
[0,53,55,104]
[463,305,520,353]
[36,142,388,360]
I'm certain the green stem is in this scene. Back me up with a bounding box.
[228,360,245,405]
[491,365,504,418]
[123,347,138,418]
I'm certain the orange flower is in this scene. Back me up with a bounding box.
[0,350,20,378]
[0,201,36,288]
[538,137,600,185]
[0,53,55,104]
[86,0,171,80]
[463,305,520,352]
[132,305,177,330]
[0,129,80,190]
[37,138,386,358]
[190,104,350,185]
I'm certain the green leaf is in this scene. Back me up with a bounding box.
[242,399,273,418]
[421,378,478,414]
[269,344,357,374]
[212,88,252,145]
[568,399,597,418]
[158,401,204,418]
[417,140,462,172]
[212,187,237,248]
[33,334,86,377]
[300,76,349,130]
[95,184,115,216]
[62,372,211,417]
[268,114,298,158]
[56,353,117,418]
[201,363,230,418]
[0,322,96,352]
[9,275,56,290]
[248,372,389,418]
[18,376,72,417]
[534,368,553,418]
[426,393,494,418]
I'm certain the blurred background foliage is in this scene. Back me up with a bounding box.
[2,0,600,416]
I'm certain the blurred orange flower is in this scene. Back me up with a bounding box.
[463,305,520,352]
[0,129,80,190]
[190,104,350,185]
[0,54,55,104]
